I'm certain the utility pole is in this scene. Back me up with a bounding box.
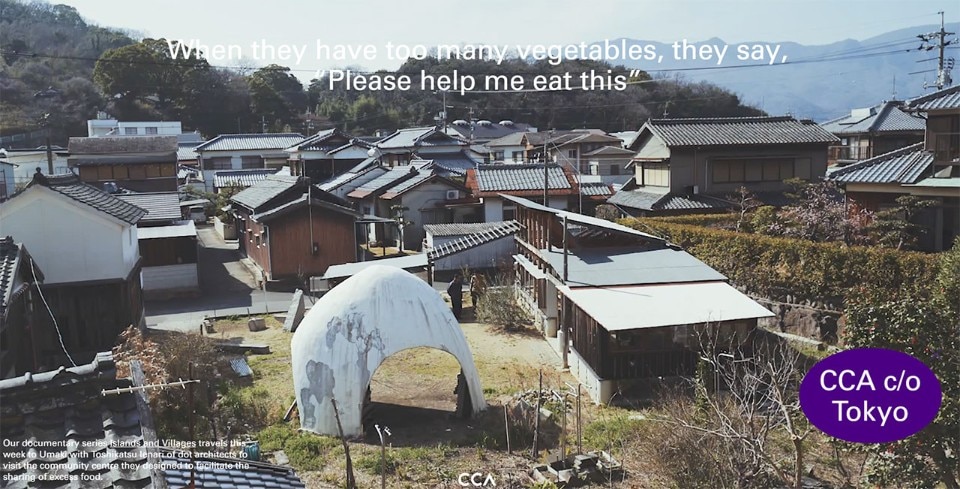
[543,130,553,207]
[918,11,956,90]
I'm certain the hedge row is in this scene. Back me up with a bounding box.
[622,218,939,308]
[646,213,739,228]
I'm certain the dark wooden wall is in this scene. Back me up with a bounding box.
[267,206,356,281]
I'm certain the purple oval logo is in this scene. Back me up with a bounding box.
[799,348,942,443]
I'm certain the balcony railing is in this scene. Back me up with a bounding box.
[828,145,872,161]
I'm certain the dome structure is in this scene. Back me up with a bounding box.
[291,265,486,436]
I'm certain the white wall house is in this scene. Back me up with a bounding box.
[195,134,304,192]
[0,148,71,188]
[0,180,141,284]
[87,119,184,137]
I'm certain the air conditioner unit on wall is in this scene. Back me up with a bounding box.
[445,190,459,200]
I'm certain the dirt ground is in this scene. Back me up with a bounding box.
[206,305,592,488]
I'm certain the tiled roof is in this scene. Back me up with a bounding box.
[644,116,839,147]
[178,165,199,180]
[410,151,479,176]
[579,182,614,197]
[319,166,388,193]
[24,173,147,224]
[427,220,522,261]
[380,172,434,198]
[195,133,304,152]
[820,101,925,135]
[117,192,182,223]
[608,189,730,211]
[346,156,379,173]
[443,120,534,142]
[0,352,157,488]
[69,135,178,154]
[230,174,300,210]
[485,132,527,147]
[376,127,464,150]
[250,193,359,221]
[424,221,520,237]
[909,85,960,111]
[829,143,932,184]
[471,164,572,194]
[160,448,305,488]
[1,237,35,312]
[288,128,353,151]
[177,143,199,161]
[213,168,282,189]
[347,166,419,199]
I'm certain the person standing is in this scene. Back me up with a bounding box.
[470,273,487,308]
[447,273,464,321]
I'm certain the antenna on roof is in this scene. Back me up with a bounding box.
[891,74,898,100]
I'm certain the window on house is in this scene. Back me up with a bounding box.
[124,127,137,135]
[567,149,577,158]
[494,151,505,161]
[241,156,263,169]
[502,204,516,221]
[203,157,232,170]
[145,127,158,135]
[641,163,669,187]
[713,158,798,184]
[511,151,524,162]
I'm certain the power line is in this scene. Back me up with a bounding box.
[29,257,77,367]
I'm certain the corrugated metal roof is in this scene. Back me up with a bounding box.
[501,194,664,242]
[230,174,300,210]
[608,189,666,211]
[474,164,570,192]
[646,116,839,147]
[380,172,434,197]
[137,221,196,240]
[540,246,726,287]
[560,281,774,331]
[322,253,429,280]
[118,192,182,223]
[26,173,147,224]
[213,168,283,189]
[909,84,960,111]
[830,143,932,184]
[820,101,926,135]
[608,189,730,211]
[427,221,522,260]
[195,133,304,152]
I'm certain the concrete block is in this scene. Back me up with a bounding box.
[248,317,266,332]
[283,289,306,332]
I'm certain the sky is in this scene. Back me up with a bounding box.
[53,0,959,77]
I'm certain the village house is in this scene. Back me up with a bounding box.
[507,195,773,403]
[423,220,522,276]
[0,171,146,369]
[286,128,374,182]
[0,145,70,190]
[820,100,926,166]
[376,171,472,250]
[0,237,43,378]
[231,174,360,286]
[195,133,304,192]
[443,119,536,144]
[829,85,960,251]
[68,136,179,193]
[465,163,611,221]
[609,116,838,216]
[371,126,471,167]
[117,192,200,297]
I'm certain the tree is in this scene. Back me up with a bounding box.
[776,179,873,245]
[842,241,960,489]
[662,332,812,488]
[869,194,938,250]
[248,64,307,131]
[729,186,761,232]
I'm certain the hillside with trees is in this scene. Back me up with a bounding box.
[1,0,764,146]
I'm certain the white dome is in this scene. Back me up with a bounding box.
[291,265,486,436]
